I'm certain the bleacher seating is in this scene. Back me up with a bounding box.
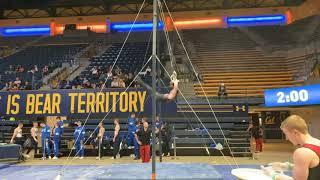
[34,35,96,45]
[0,44,87,89]
[74,42,151,87]
[183,28,303,97]
[0,36,39,48]
[249,15,319,47]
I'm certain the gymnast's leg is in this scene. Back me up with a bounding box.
[136,76,179,101]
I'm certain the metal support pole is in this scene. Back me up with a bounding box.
[151,0,158,179]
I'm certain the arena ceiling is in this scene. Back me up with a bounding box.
[0,0,306,19]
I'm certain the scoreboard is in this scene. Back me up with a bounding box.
[264,84,320,107]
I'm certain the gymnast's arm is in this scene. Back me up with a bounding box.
[269,148,311,180]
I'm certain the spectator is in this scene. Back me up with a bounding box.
[65,81,72,89]
[42,65,49,75]
[119,78,125,88]
[18,66,24,73]
[24,81,32,90]
[15,65,20,73]
[29,65,38,74]
[91,66,99,79]
[126,73,135,87]
[83,81,91,89]
[114,66,121,76]
[111,76,120,88]
[58,80,65,89]
[99,73,107,81]
[13,77,21,86]
[82,78,89,85]
[10,84,19,91]
[218,82,228,99]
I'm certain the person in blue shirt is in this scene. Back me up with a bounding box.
[56,116,64,152]
[40,122,51,160]
[74,121,85,159]
[56,116,64,136]
[127,113,139,160]
[52,122,62,159]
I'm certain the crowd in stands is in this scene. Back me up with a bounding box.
[1,62,60,91]
[58,65,153,89]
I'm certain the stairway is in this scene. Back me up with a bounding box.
[228,124,252,157]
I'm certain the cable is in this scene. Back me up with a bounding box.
[161,0,239,167]
[58,0,148,176]
[156,56,233,166]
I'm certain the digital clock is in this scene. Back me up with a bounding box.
[264,84,320,107]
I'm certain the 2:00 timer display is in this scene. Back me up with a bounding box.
[264,84,320,107]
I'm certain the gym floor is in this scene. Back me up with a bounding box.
[0,143,294,179]
[20,142,294,166]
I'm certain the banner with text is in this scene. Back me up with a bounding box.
[0,89,177,117]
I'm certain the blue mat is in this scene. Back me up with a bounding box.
[0,163,10,170]
[0,163,260,180]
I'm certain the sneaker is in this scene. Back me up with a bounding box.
[134,157,139,160]
[42,157,46,160]
[23,154,30,158]
[53,156,58,160]
[79,156,84,159]
[116,154,120,159]
[110,157,115,160]
[96,157,100,160]
[48,156,52,160]
[75,156,79,159]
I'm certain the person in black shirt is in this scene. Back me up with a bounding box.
[247,123,263,153]
[161,122,172,157]
[135,120,152,163]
